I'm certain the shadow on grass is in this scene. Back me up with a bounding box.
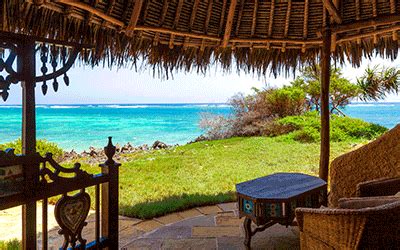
[120,191,237,220]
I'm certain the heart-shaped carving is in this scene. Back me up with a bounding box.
[55,191,90,236]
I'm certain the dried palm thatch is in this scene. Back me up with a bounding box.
[2,0,400,76]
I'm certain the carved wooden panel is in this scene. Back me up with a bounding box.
[39,153,93,185]
[0,32,86,102]
[0,149,23,197]
[0,42,20,101]
[0,137,120,249]
[55,191,91,249]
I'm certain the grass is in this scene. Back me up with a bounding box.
[0,135,367,248]
[75,136,365,219]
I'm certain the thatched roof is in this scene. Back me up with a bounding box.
[2,0,400,75]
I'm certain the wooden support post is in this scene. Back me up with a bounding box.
[101,137,120,249]
[19,39,37,249]
[319,27,331,183]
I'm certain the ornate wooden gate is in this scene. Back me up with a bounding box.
[0,31,120,249]
[0,137,120,249]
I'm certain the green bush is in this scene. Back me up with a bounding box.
[292,126,320,142]
[0,139,64,160]
[265,86,306,118]
[275,111,388,143]
[263,120,297,137]
[0,239,21,250]
[331,116,388,139]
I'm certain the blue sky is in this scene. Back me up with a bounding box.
[2,56,400,104]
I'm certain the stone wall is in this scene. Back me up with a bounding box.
[328,125,400,207]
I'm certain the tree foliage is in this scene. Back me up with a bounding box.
[291,65,400,113]
[357,65,400,101]
[291,66,359,114]
[266,86,306,117]
[199,65,397,141]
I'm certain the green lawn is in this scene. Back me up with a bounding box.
[79,136,364,219]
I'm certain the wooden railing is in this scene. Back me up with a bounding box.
[0,137,120,249]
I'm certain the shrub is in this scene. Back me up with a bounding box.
[263,120,297,137]
[265,86,306,117]
[331,116,388,139]
[229,91,274,136]
[199,113,234,140]
[275,112,388,143]
[0,239,20,250]
[200,87,307,140]
[0,139,64,160]
[292,126,320,143]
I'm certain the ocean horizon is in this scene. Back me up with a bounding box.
[1,102,399,151]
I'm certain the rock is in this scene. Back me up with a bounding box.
[192,135,207,143]
[60,139,178,164]
[89,149,97,157]
[152,141,168,150]
[114,142,137,154]
[121,143,131,153]
[138,144,149,151]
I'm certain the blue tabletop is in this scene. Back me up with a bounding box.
[236,173,326,200]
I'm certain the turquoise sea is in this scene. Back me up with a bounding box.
[0,103,399,151]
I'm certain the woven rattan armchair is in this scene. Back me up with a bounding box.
[357,177,400,197]
[295,196,400,249]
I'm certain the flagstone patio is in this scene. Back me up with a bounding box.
[1,202,300,249]
[121,203,300,250]
[120,203,300,249]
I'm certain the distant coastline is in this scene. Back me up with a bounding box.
[0,103,232,151]
[1,101,400,108]
[1,102,399,151]
[0,103,229,107]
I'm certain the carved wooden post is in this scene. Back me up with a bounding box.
[18,38,38,249]
[100,137,120,249]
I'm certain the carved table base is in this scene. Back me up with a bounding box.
[243,218,278,249]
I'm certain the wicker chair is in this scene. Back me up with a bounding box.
[295,196,400,249]
[356,177,400,197]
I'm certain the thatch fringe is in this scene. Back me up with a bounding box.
[2,0,400,78]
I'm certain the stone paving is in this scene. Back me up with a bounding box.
[121,202,300,250]
[1,202,300,249]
